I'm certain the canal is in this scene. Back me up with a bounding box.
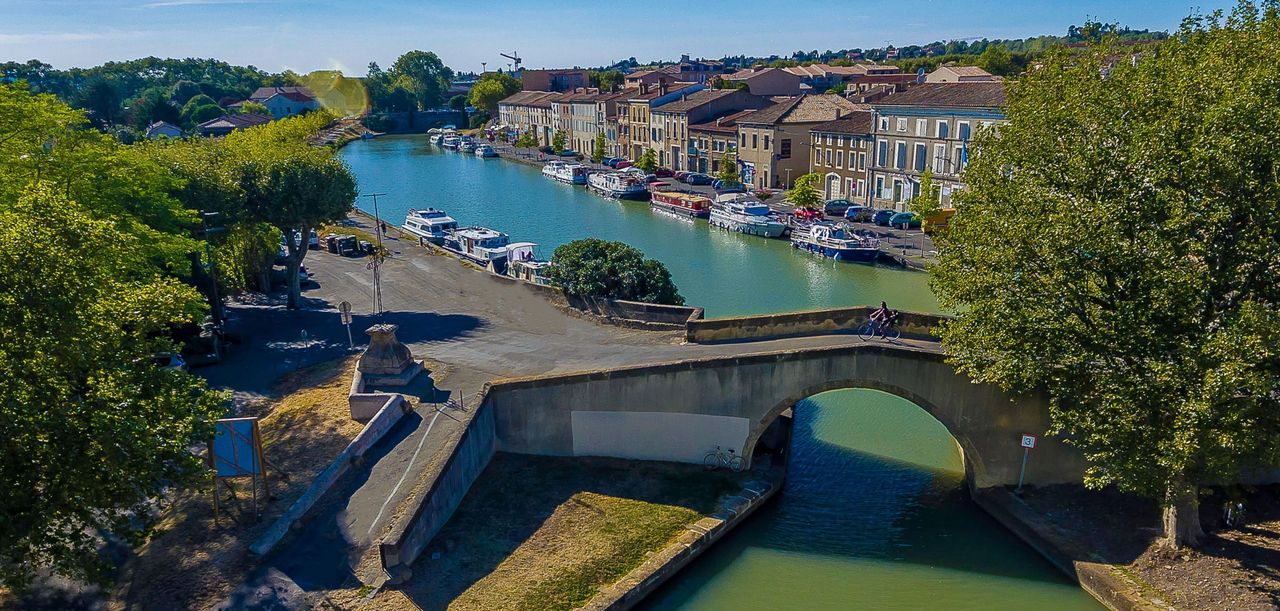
[343,135,939,317]
[343,136,1099,609]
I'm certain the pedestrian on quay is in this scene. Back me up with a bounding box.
[380,221,388,236]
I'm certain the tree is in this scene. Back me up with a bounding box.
[514,129,537,148]
[186,104,224,125]
[236,100,270,116]
[170,79,203,105]
[975,44,1015,76]
[907,168,940,220]
[449,94,468,124]
[225,115,356,308]
[551,129,567,154]
[930,2,1280,549]
[715,153,740,184]
[787,172,823,209]
[635,148,658,174]
[0,132,224,588]
[389,50,453,110]
[76,77,122,126]
[590,70,624,91]
[130,86,181,130]
[545,238,684,305]
[591,132,607,163]
[468,72,520,115]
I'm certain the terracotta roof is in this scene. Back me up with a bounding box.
[936,65,995,78]
[689,108,764,133]
[725,66,794,81]
[736,94,859,125]
[871,82,1006,108]
[499,90,561,108]
[809,111,873,136]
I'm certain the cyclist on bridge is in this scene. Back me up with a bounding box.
[870,301,896,339]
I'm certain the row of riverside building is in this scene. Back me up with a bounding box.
[497,60,1007,212]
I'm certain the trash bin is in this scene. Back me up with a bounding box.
[326,234,339,254]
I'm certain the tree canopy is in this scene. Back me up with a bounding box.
[787,172,823,209]
[0,83,226,589]
[635,149,659,174]
[389,50,454,110]
[546,239,685,305]
[930,0,1280,548]
[468,72,521,115]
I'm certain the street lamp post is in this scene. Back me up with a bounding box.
[361,192,388,317]
[785,168,792,190]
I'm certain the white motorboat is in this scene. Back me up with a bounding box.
[791,221,880,262]
[441,135,460,150]
[504,242,552,285]
[709,193,787,238]
[401,208,458,245]
[552,163,588,185]
[459,138,477,153]
[542,160,567,180]
[475,144,497,157]
[587,171,649,200]
[440,226,511,267]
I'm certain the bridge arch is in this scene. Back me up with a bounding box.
[744,378,975,483]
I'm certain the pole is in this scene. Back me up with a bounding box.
[361,193,388,318]
[201,212,224,324]
[1016,447,1029,493]
[346,323,354,350]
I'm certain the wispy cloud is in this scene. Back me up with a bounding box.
[139,0,269,8]
[0,30,149,44]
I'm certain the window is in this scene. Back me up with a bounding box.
[836,150,844,168]
[895,141,907,169]
[933,144,946,172]
[877,140,889,166]
[825,149,832,165]
[916,119,927,136]
[815,148,822,166]
[878,117,889,131]
[845,177,855,198]
[741,133,746,147]
[896,118,907,132]
[764,135,771,150]
[875,176,885,199]
[857,179,866,198]
[914,143,927,172]
[937,121,950,139]
[858,152,866,170]
[825,134,832,145]
[893,179,904,202]
[779,138,791,159]
[958,121,971,140]
[752,133,758,149]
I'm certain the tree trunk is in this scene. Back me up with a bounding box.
[1162,483,1204,549]
[284,224,309,310]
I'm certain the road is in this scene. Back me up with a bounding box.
[212,212,938,607]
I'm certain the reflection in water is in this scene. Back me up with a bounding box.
[641,390,1100,610]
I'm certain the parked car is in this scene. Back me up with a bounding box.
[685,173,713,185]
[792,207,823,221]
[643,174,662,183]
[653,167,675,178]
[844,205,874,222]
[614,160,633,169]
[538,145,554,154]
[558,149,577,157]
[602,157,621,167]
[872,209,898,226]
[889,211,922,229]
[823,199,855,216]
[151,352,187,371]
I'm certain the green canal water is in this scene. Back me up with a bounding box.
[342,135,938,317]
[342,136,1099,609]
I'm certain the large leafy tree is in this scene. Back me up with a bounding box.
[930,1,1280,548]
[0,87,226,589]
[715,153,740,184]
[787,172,823,209]
[907,169,941,219]
[468,72,521,115]
[389,50,454,110]
[635,148,659,174]
[546,239,684,305]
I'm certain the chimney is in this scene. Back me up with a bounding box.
[659,82,668,96]
[640,83,649,95]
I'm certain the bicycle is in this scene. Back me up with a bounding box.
[703,446,745,472]
[859,318,902,342]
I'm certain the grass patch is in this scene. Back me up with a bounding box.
[374,454,742,611]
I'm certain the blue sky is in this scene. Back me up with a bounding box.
[6,0,1237,74]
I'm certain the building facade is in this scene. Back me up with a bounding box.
[736,94,862,189]
[648,89,768,171]
[808,112,875,202]
[867,82,1006,211]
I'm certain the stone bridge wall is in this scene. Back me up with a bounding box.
[487,343,1087,489]
[686,306,945,343]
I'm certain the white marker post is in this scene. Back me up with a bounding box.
[339,301,354,350]
[1017,434,1037,493]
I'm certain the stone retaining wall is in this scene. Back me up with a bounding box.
[686,306,946,343]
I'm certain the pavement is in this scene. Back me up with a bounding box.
[206,212,939,608]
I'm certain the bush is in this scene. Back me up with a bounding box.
[546,239,684,305]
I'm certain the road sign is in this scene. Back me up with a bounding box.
[339,300,353,325]
[1021,434,1037,449]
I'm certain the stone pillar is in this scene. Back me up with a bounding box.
[356,323,422,386]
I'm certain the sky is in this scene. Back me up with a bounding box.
[5,0,1238,74]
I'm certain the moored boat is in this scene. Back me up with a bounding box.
[588,171,649,200]
[542,160,567,180]
[553,163,588,185]
[441,135,460,150]
[650,191,711,218]
[504,242,553,285]
[709,193,787,238]
[791,221,880,262]
[440,226,511,268]
[459,137,477,153]
[401,208,458,245]
[475,144,497,157]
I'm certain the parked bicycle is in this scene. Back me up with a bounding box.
[703,445,745,472]
[858,318,902,341]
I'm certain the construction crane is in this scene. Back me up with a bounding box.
[499,51,522,72]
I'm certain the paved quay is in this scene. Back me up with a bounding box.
[210,211,938,607]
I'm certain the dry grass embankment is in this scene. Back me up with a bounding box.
[346,454,743,611]
[108,357,365,610]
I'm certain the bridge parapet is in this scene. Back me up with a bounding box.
[686,306,947,343]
